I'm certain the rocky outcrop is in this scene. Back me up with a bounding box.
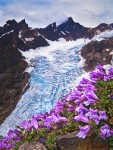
[56,131,109,150]
[81,38,113,71]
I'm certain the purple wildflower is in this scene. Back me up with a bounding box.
[32,113,45,121]
[0,140,6,149]
[84,90,98,100]
[7,129,21,141]
[86,108,100,125]
[100,124,113,139]
[76,85,84,91]
[68,104,75,112]
[96,65,104,71]
[90,71,99,83]
[80,78,90,85]
[44,113,67,128]
[0,137,15,150]
[76,125,90,138]
[110,95,113,100]
[31,118,39,130]
[85,83,97,92]
[20,120,32,131]
[66,89,82,101]
[76,103,88,114]
[74,114,89,123]
[99,111,107,120]
[54,101,64,113]
[107,68,113,79]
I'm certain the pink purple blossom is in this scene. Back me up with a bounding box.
[100,124,113,139]
[76,125,90,138]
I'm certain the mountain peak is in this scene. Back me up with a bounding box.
[67,17,74,22]
[47,22,56,29]
[18,19,28,28]
[19,19,26,24]
[5,19,17,26]
[62,17,75,25]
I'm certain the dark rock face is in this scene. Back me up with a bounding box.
[56,131,109,150]
[86,23,113,39]
[81,38,113,71]
[0,19,49,124]
[0,35,29,124]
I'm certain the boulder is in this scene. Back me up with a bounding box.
[18,142,47,150]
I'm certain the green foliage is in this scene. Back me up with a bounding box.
[95,79,113,118]
[95,79,113,146]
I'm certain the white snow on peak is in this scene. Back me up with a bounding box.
[54,29,57,32]
[66,31,69,33]
[0,30,14,38]
[18,31,22,38]
[18,31,26,44]
[25,38,34,41]
[61,31,66,35]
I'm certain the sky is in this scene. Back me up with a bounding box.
[0,0,113,28]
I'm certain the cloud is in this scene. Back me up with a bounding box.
[0,0,113,28]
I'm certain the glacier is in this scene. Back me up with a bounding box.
[0,38,88,136]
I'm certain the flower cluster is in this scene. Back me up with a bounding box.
[0,65,113,149]
[71,65,113,139]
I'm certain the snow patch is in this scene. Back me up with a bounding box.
[0,30,14,38]
[24,66,34,73]
[25,38,34,41]
[54,29,57,32]
[92,30,113,41]
[106,48,110,51]
[110,51,113,55]
[18,31,26,44]
[95,29,101,35]
[61,31,66,35]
